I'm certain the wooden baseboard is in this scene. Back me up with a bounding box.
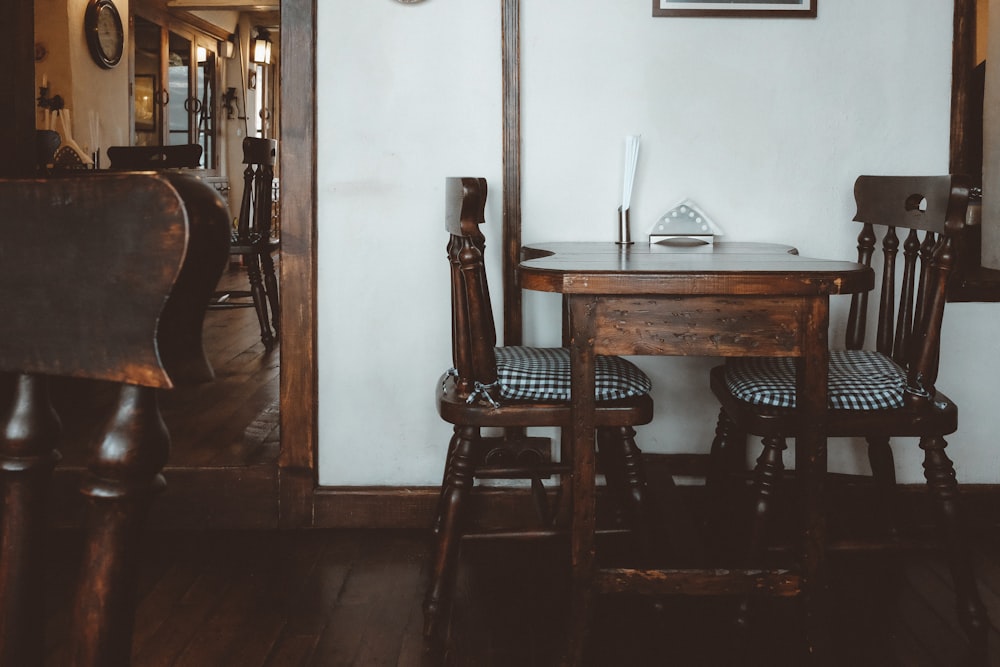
[51,464,279,530]
[43,455,1000,532]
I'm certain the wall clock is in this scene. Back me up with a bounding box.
[84,0,124,69]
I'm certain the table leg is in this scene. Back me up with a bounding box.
[796,297,831,661]
[562,296,598,666]
[68,385,168,666]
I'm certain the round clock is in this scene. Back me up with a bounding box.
[84,0,124,69]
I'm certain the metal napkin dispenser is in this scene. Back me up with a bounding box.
[649,199,724,245]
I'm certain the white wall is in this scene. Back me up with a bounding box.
[35,0,130,164]
[317,1,1000,486]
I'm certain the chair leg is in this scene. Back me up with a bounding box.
[424,425,478,642]
[432,429,462,536]
[866,436,898,536]
[705,410,746,553]
[737,435,786,628]
[920,434,989,662]
[260,249,280,339]
[706,410,746,490]
[243,252,274,348]
[598,426,660,561]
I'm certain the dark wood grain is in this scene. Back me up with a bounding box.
[426,178,655,649]
[502,0,522,346]
[520,240,871,663]
[277,0,318,529]
[0,173,229,665]
[709,174,990,664]
[3,0,34,178]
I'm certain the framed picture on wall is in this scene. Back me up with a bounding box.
[653,0,816,18]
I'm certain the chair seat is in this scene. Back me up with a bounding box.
[490,346,651,402]
[724,350,907,411]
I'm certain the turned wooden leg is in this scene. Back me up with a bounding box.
[866,436,898,536]
[596,427,628,527]
[68,385,169,666]
[260,249,280,340]
[920,434,989,663]
[706,410,747,491]
[0,374,61,667]
[706,410,747,550]
[598,426,661,562]
[431,428,462,536]
[244,252,274,347]
[424,425,477,641]
[737,435,787,628]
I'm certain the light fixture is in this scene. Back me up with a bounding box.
[251,27,272,65]
[219,35,235,59]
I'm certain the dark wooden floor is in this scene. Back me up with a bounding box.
[37,524,1000,666]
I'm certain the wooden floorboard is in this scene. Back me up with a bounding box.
[39,528,1000,666]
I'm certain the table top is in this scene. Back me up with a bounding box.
[519,241,874,297]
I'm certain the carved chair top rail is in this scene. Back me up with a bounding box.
[0,172,230,388]
[106,144,204,170]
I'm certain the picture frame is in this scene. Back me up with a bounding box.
[653,0,816,18]
[134,74,156,132]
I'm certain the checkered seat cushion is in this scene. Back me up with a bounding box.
[724,350,907,411]
[491,346,651,402]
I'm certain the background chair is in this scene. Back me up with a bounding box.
[0,172,228,665]
[211,137,280,348]
[424,177,657,643]
[107,144,203,170]
[706,174,988,660]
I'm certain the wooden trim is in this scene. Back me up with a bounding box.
[277,0,319,527]
[52,465,279,530]
[946,0,1000,300]
[135,0,232,41]
[6,0,34,178]
[308,480,1000,531]
[950,0,976,176]
[502,0,522,346]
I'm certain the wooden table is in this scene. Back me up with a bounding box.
[518,241,874,664]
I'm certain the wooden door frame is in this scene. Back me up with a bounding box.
[276,0,317,527]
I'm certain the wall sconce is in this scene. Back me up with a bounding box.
[251,28,272,65]
[219,35,235,59]
[221,87,238,119]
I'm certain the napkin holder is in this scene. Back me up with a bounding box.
[649,199,723,245]
[617,206,633,245]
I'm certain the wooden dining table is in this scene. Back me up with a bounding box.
[517,240,874,664]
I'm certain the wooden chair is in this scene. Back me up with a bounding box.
[424,177,656,643]
[212,137,280,348]
[707,174,989,660]
[0,172,229,665]
[107,143,203,170]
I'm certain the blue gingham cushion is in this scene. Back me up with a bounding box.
[725,350,906,411]
[494,346,651,402]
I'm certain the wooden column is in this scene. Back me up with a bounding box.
[502,0,522,346]
[3,0,35,177]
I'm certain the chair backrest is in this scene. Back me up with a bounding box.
[107,144,203,170]
[445,176,496,397]
[848,174,971,406]
[234,137,278,244]
[0,172,230,388]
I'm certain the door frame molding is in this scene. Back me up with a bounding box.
[276,0,318,526]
